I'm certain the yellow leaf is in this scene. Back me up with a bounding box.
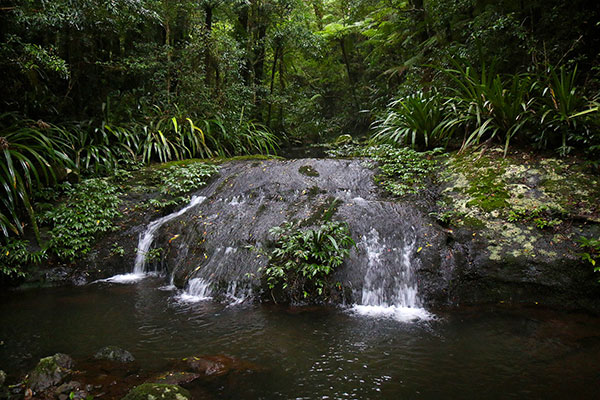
[96,220,100,225]
[169,234,180,243]
[417,247,423,253]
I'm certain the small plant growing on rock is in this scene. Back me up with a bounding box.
[261,220,355,303]
[577,236,600,280]
[154,163,219,196]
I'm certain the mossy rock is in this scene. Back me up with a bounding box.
[298,165,320,177]
[27,353,74,393]
[121,383,191,400]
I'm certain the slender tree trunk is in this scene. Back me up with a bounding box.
[340,37,358,109]
[267,44,280,126]
[204,5,213,86]
[165,7,172,98]
[312,0,324,30]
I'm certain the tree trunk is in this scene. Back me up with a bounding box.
[267,44,280,126]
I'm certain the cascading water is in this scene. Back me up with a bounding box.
[101,195,206,283]
[352,228,432,322]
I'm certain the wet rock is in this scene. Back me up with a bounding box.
[181,354,259,377]
[55,381,88,400]
[94,346,135,363]
[0,369,7,399]
[151,372,202,386]
[121,383,191,400]
[27,353,74,393]
[184,355,230,376]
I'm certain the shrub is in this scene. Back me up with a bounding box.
[372,89,461,149]
[262,220,355,303]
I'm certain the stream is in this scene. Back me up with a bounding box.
[1,279,600,399]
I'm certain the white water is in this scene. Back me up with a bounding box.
[101,196,206,284]
[351,228,432,322]
[177,277,252,305]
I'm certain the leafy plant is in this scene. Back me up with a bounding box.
[41,178,122,261]
[443,60,536,156]
[0,115,72,243]
[577,236,600,280]
[110,243,125,257]
[0,238,47,277]
[372,89,461,149]
[262,220,355,302]
[540,65,599,155]
[154,163,219,196]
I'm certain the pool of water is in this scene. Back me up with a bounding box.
[1,278,599,399]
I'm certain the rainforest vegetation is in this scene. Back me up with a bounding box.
[1,0,600,277]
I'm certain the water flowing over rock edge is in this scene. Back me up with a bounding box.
[62,157,600,314]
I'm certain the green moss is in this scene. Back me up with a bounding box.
[153,154,280,169]
[298,165,320,177]
[461,216,486,229]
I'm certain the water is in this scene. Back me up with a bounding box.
[1,281,599,399]
[101,195,206,283]
[351,228,432,322]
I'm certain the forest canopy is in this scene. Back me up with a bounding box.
[1,0,599,249]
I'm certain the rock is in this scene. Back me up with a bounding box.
[151,372,202,386]
[183,355,231,377]
[94,346,135,363]
[27,353,74,393]
[182,354,260,377]
[333,134,353,145]
[55,381,82,396]
[0,369,7,399]
[121,383,191,400]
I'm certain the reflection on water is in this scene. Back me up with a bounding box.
[1,279,600,399]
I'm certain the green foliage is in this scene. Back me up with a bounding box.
[506,206,563,230]
[373,90,461,149]
[443,60,536,156]
[329,144,440,197]
[262,220,355,303]
[540,66,600,155]
[0,115,72,242]
[154,163,219,196]
[577,236,600,279]
[0,238,47,277]
[110,243,125,257]
[41,179,123,261]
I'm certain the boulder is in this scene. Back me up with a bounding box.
[94,346,135,363]
[27,353,74,393]
[121,383,191,400]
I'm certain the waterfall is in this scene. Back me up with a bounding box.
[133,195,206,274]
[352,228,432,322]
[100,196,206,283]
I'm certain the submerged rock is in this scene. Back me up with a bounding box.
[121,383,191,400]
[27,353,74,393]
[151,372,202,386]
[181,354,259,377]
[94,346,135,363]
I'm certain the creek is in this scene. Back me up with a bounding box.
[1,280,599,398]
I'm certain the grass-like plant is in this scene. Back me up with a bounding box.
[0,115,72,242]
[443,60,536,156]
[372,89,461,149]
[540,65,599,155]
